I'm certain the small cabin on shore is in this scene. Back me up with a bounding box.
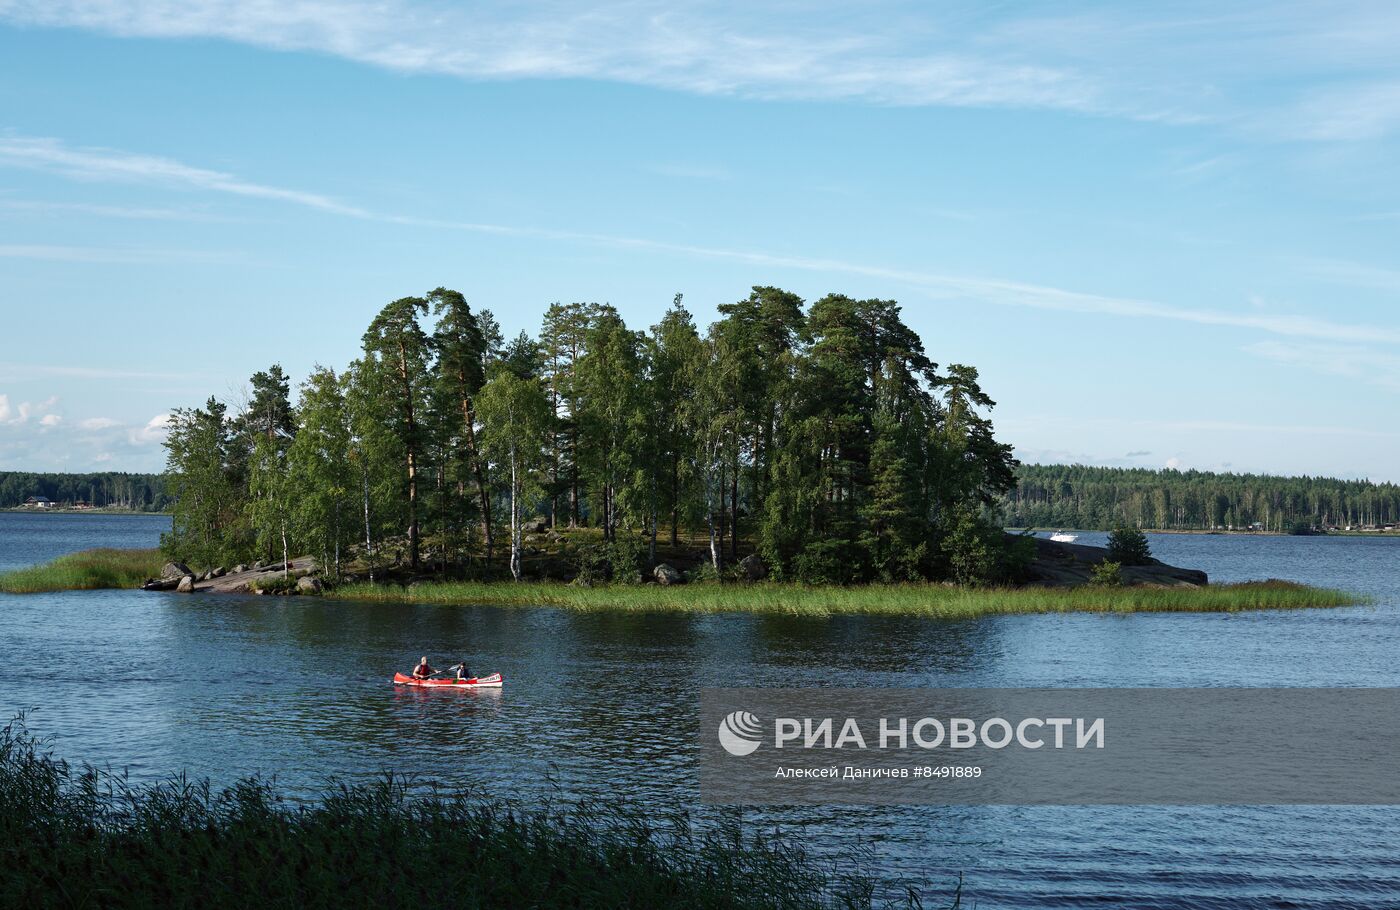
[23,496,54,509]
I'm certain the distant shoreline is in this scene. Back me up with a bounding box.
[1,507,167,515]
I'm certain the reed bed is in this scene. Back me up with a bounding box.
[0,717,922,910]
[0,548,162,594]
[332,578,1362,618]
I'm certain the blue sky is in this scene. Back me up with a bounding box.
[1,1,1398,479]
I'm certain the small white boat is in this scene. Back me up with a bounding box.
[1049,530,1078,543]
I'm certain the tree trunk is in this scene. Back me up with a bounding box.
[458,386,494,563]
[509,444,522,582]
[730,455,740,560]
[397,338,420,570]
[670,452,680,546]
[362,463,375,583]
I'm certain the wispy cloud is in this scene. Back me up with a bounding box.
[1007,412,1400,439]
[6,134,1400,350]
[1304,257,1400,294]
[1244,340,1400,392]
[0,136,368,215]
[0,243,235,264]
[0,362,209,383]
[0,1,1108,113]
[0,199,233,221]
[6,1,1400,137]
[1287,81,1400,142]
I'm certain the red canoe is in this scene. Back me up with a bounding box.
[393,671,503,689]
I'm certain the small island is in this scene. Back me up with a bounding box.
[0,289,1357,615]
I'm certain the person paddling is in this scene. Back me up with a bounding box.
[411,656,437,679]
[449,660,473,682]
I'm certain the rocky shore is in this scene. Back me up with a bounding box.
[1022,536,1208,587]
[142,556,321,594]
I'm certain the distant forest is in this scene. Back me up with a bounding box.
[0,471,169,511]
[999,464,1400,532]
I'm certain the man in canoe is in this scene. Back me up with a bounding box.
[411,656,437,679]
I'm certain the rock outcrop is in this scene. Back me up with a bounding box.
[1022,536,1207,588]
[653,563,683,586]
[739,554,768,581]
[161,562,193,580]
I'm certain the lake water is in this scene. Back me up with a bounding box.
[2,512,1398,908]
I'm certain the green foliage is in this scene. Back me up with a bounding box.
[477,367,552,580]
[1089,560,1124,587]
[159,286,1023,588]
[1288,520,1315,536]
[248,574,299,595]
[1000,463,1400,531]
[162,397,249,567]
[1106,527,1152,565]
[285,367,355,578]
[573,535,647,585]
[0,472,167,510]
[0,719,905,910]
[939,507,1014,587]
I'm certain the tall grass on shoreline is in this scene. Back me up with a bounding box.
[333,578,1363,617]
[0,548,162,594]
[0,717,921,909]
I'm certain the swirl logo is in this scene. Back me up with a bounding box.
[717,710,763,757]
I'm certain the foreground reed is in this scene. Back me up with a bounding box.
[333,578,1362,617]
[0,548,162,594]
[0,717,922,909]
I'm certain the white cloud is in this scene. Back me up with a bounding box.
[0,409,171,471]
[129,413,171,444]
[1165,456,1183,470]
[0,394,58,425]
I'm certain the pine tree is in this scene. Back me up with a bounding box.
[360,297,433,569]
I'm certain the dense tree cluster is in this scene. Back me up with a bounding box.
[0,472,169,510]
[1001,464,1400,531]
[161,288,1022,584]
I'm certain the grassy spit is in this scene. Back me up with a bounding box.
[333,578,1363,617]
[0,548,162,594]
[0,719,923,910]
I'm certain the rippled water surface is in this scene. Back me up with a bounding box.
[2,513,1398,908]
